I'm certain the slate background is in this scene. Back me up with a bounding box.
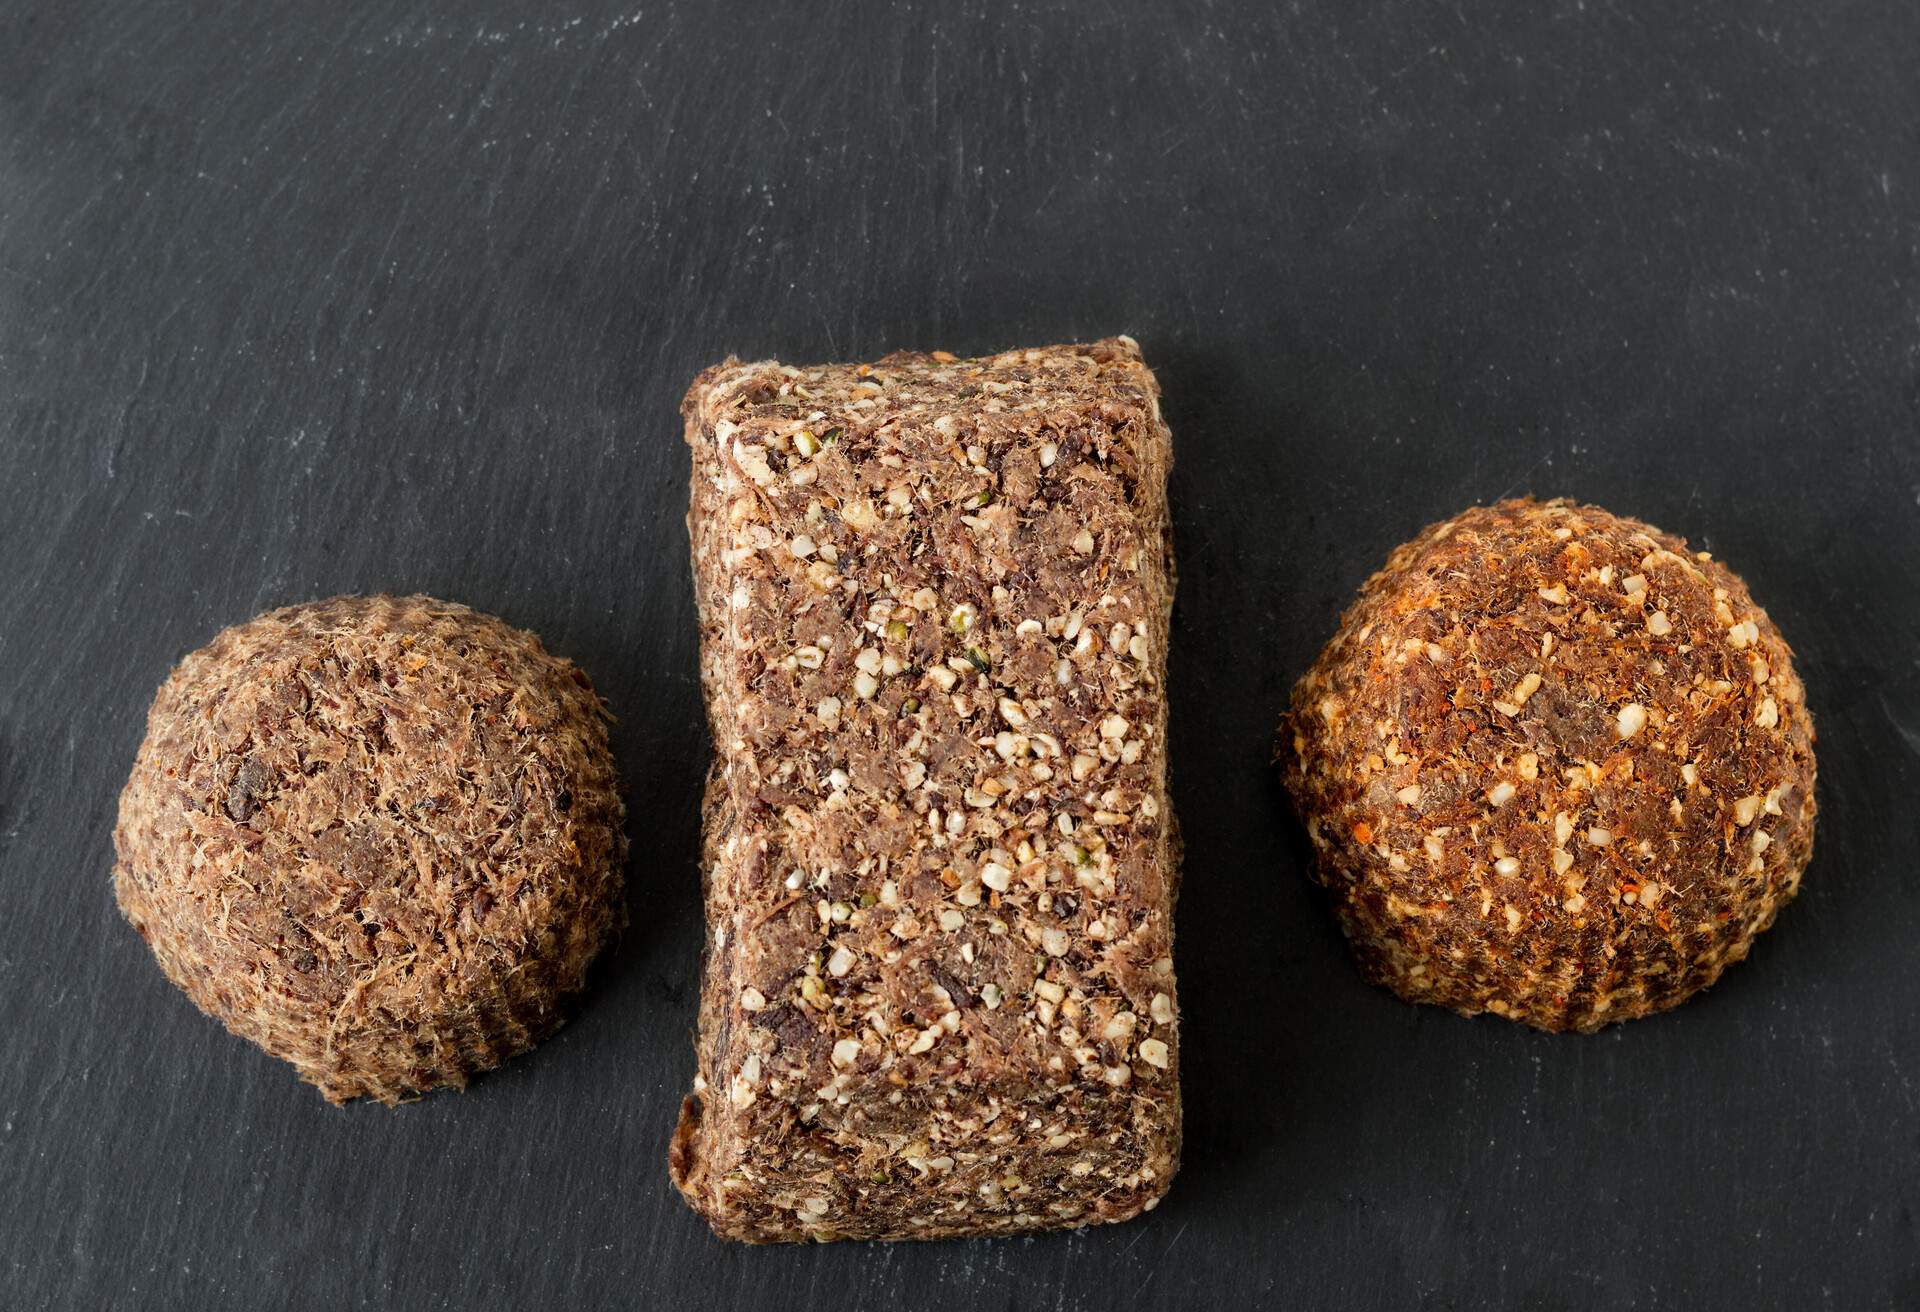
[3,1,1918,1308]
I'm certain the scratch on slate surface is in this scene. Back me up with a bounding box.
[1135,1221,1191,1296]
[1882,692,1920,761]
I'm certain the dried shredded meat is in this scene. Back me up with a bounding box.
[113,595,626,1103]
[672,339,1181,1242]
[1281,499,1816,1031]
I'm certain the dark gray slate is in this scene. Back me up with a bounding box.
[2,1,1917,1308]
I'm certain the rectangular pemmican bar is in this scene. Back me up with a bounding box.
[670,338,1180,1242]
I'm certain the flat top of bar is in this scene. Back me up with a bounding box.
[686,335,1158,432]
[684,338,1179,1122]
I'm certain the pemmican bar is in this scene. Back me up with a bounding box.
[671,338,1180,1242]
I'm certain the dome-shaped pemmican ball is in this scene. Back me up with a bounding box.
[1281,498,1815,1031]
[113,595,626,1103]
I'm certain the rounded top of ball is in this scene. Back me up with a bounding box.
[113,594,626,1101]
[1283,499,1815,1030]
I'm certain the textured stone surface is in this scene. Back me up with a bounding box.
[2,1,1917,1306]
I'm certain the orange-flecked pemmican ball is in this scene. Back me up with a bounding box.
[113,595,626,1103]
[1281,499,1816,1031]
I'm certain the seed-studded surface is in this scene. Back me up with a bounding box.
[1282,499,1816,1032]
[112,595,627,1104]
[671,339,1180,1242]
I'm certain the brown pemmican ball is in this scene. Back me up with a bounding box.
[1281,499,1815,1031]
[114,595,626,1103]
